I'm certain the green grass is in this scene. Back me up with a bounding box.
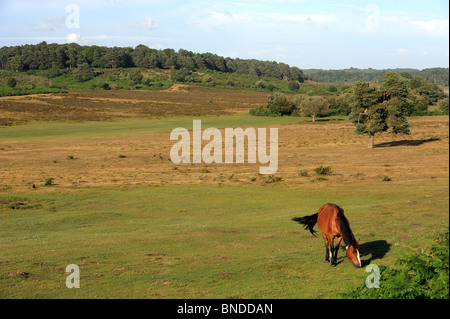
[0,180,447,298]
[0,113,323,142]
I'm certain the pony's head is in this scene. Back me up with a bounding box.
[346,240,361,268]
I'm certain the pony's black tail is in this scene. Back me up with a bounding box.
[292,213,318,237]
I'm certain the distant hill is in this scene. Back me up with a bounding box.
[303,68,449,86]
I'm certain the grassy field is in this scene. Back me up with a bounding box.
[0,86,448,298]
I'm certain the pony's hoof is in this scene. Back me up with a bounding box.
[331,263,337,267]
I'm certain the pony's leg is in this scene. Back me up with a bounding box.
[322,233,330,262]
[333,237,343,263]
[329,236,338,266]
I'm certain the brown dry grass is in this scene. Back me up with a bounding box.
[0,115,447,192]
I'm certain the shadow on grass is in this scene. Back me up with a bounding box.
[375,138,440,148]
[359,240,392,267]
[336,240,391,267]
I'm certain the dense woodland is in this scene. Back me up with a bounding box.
[0,42,305,82]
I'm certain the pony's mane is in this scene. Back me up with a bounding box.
[337,208,358,247]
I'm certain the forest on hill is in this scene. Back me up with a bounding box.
[0,42,305,83]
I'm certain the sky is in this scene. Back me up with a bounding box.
[0,0,448,70]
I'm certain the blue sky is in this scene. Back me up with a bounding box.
[0,0,448,69]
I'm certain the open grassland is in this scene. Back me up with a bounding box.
[0,182,447,299]
[0,86,448,298]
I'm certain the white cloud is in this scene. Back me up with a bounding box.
[203,10,250,29]
[265,13,336,23]
[31,23,53,32]
[46,15,66,29]
[142,17,158,29]
[396,48,409,54]
[409,19,449,36]
[88,35,114,40]
[30,14,67,32]
[66,33,87,44]
[124,16,158,30]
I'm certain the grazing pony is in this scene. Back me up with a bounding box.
[292,203,361,268]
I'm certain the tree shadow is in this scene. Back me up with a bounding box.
[314,118,346,122]
[375,138,440,148]
[358,240,392,267]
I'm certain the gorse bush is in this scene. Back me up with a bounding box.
[343,228,449,299]
[248,106,280,117]
[314,165,332,175]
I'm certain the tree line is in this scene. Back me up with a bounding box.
[303,67,449,87]
[0,42,305,82]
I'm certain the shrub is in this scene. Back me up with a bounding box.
[437,98,449,113]
[249,106,279,117]
[72,63,95,82]
[299,170,309,177]
[328,85,338,92]
[44,178,54,186]
[314,165,332,175]
[266,92,296,116]
[265,175,283,183]
[343,228,449,299]
[255,81,266,89]
[6,77,17,88]
[129,69,143,84]
[172,68,192,82]
[288,81,300,91]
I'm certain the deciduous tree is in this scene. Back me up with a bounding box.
[349,72,410,148]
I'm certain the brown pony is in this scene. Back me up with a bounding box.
[292,203,361,268]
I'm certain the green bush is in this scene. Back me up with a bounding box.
[6,77,17,88]
[437,98,449,113]
[266,92,296,116]
[249,106,279,117]
[343,228,449,299]
[314,165,332,175]
[288,81,300,91]
[265,175,283,183]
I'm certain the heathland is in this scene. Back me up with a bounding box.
[0,46,448,298]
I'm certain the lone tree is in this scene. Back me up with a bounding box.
[295,95,330,122]
[349,72,410,148]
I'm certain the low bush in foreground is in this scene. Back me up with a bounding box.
[343,228,449,299]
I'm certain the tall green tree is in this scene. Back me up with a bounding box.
[349,72,410,148]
